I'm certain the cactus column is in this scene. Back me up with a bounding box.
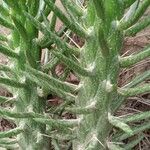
[0,1,50,149]
[72,1,123,149]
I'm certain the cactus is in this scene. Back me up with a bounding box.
[0,0,150,149]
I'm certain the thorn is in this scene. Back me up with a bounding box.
[63,31,81,49]
[105,80,113,92]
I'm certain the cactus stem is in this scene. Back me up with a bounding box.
[0,127,23,138]
[119,45,150,67]
[66,101,97,114]
[34,118,81,128]
[118,84,150,97]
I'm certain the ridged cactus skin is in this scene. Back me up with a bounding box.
[0,0,150,150]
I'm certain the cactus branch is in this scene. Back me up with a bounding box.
[0,107,44,118]
[66,101,97,114]
[0,44,19,59]
[37,0,56,22]
[0,127,23,138]
[61,0,83,18]
[11,16,28,43]
[0,96,15,103]
[50,133,76,140]
[0,138,17,145]
[0,16,14,29]
[123,70,150,88]
[125,16,150,36]
[0,5,10,17]
[119,46,150,67]
[24,12,79,55]
[119,0,150,30]
[0,144,19,149]
[93,0,104,20]
[123,0,137,8]
[37,26,67,49]
[26,66,76,92]
[118,84,150,97]
[0,77,26,88]
[44,0,87,38]
[34,118,80,128]
[26,74,76,102]
[107,142,123,150]
[52,51,94,76]
[108,113,133,135]
[113,121,150,141]
[3,0,21,14]
[122,111,150,123]
[123,135,144,150]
